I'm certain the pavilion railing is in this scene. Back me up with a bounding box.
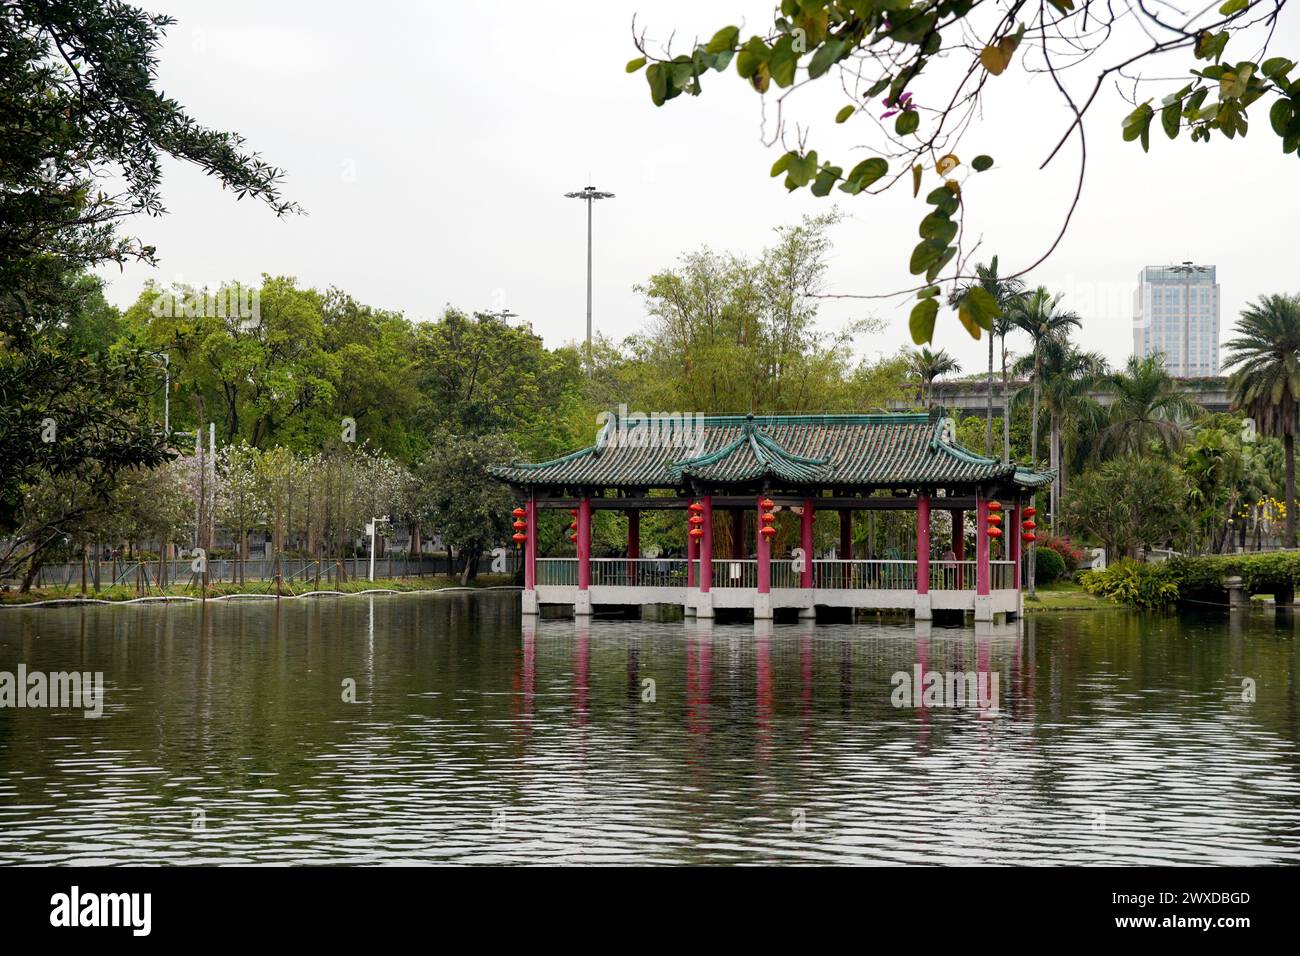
[989,560,1015,591]
[770,559,801,589]
[930,560,976,591]
[589,557,689,588]
[813,560,918,590]
[712,559,757,589]
[536,558,578,586]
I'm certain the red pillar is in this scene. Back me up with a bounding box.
[800,497,814,588]
[524,497,537,590]
[757,495,771,594]
[1010,498,1021,590]
[700,495,713,593]
[577,496,591,590]
[951,508,965,588]
[976,495,991,596]
[626,508,640,585]
[916,494,931,595]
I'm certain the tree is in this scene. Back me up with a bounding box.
[1222,293,1300,547]
[627,3,1299,343]
[1028,338,1107,527]
[1066,455,1191,561]
[413,434,518,584]
[907,347,960,408]
[1098,355,1203,457]
[950,257,1024,457]
[1008,288,1081,471]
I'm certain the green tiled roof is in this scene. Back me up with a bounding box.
[490,412,1053,490]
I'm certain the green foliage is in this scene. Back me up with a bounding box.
[1034,545,1066,585]
[1065,454,1191,560]
[1080,559,1180,609]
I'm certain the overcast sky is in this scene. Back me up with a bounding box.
[100,1,1300,379]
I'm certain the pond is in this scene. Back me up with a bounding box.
[0,592,1297,864]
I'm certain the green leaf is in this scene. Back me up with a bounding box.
[1271,98,1294,137]
[918,210,958,245]
[646,63,668,105]
[808,39,846,79]
[1161,102,1181,139]
[924,185,959,215]
[1262,57,1294,81]
[971,154,993,172]
[866,77,891,98]
[785,150,818,189]
[909,239,947,276]
[706,25,740,54]
[912,163,923,196]
[768,36,798,87]
[1195,31,1229,62]
[909,298,939,344]
[625,57,646,73]
[917,286,941,299]
[926,245,957,283]
[1218,0,1248,13]
[835,104,856,124]
[810,165,842,197]
[844,157,888,191]
[895,111,920,135]
[961,286,1002,332]
[770,151,796,177]
[1047,0,1075,11]
[1122,101,1154,152]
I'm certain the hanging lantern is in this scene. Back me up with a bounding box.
[569,532,578,542]
[570,508,578,517]
[759,498,775,511]
[1024,506,1037,518]
[759,525,777,538]
[988,500,1003,512]
[761,512,776,525]
[512,532,526,546]
[512,519,526,532]
[569,521,578,531]
[512,506,526,518]
[1022,519,1036,531]
[987,512,1002,525]
[689,527,704,539]
[688,502,704,514]
[1022,532,1037,542]
[689,514,704,526]
[988,526,1003,539]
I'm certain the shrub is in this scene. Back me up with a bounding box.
[1080,559,1180,609]
[1034,546,1067,585]
[1041,534,1085,573]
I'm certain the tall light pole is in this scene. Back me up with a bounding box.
[564,185,614,363]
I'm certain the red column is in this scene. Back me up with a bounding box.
[626,508,640,585]
[1010,498,1021,590]
[700,495,713,593]
[951,508,965,588]
[524,497,537,590]
[757,496,771,594]
[800,497,814,588]
[577,496,591,590]
[976,495,991,596]
[916,494,931,595]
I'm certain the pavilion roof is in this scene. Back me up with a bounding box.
[491,412,1053,492]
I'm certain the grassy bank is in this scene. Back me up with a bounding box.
[1024,579,1110,611]
[0,575,518,605]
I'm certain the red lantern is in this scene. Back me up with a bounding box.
[759,498,775,511]
[761,512,775,524]
[1022,532,1037,542]
[987,526,1003,539]
[512,532,526,546]
[689,528,704,538]
[987,512,1002,525]
[1022,519,1036,530]
[689,514,704,526]
[569,521,578,531]
[988,500,1003,512]
[759,526,776,537]
[569,533,578,542]
[1024,506,1037,518]
[688,502,704,514]
[512,507,526,518]
[570,508,578,517]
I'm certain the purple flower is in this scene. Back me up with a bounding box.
[880,91,914,119]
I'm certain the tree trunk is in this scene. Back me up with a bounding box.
[1050,413,1061,533]
[1027,350,1041,598]
[1286,431,1296,548]
[1000,338,1011,465]
[985,333,994,456]
[461,550,479,586]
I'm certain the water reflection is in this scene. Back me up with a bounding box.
[0,594,1298,864]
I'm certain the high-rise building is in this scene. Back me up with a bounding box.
[1132,263,1220,377]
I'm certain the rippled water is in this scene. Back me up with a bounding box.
[0,593,1297,864]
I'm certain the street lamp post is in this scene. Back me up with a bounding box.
[564,185,614,363]
[366,516,389,582]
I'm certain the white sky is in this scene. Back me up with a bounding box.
[99,1,1300,378]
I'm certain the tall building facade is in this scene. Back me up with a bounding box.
[1132,263,1220,377]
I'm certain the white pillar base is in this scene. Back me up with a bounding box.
[754,592,773,619]
[913,593,932,620]
[522,590,538,615]
[575,591,593,616]
[974,594,994,622]
[696,591,714,619]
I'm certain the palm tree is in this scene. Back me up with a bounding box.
[1098,355,1202,457]
[1020,338,1107,529]
[908,347,961,408]
[1222,293,1300,548]
[949,257,1025,458]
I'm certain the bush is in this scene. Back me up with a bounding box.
[1080,559,1180,609]
[1034,546,1066,585]
[1041,534,1085,573]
